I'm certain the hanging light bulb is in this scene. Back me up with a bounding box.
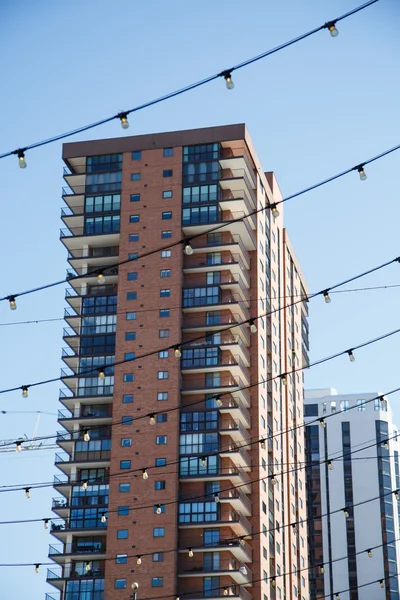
[17,150,27,168]
[98,368,105,380]
[223,588,229,596]
[319,418,326,429]
[270,475,276,485]
[328,460,333,470]
[85,561,91,572]
[291,523,297,532]
[83,429,90,442]
[43,519,49,529]
[239,537,246,547]
[281,374,288,386]
[395,490,399,501]
[249,319,257,334]
[201,457,207,467]
[215,395,223,407]
[97,272,105,284]
[118,112,129,129]
[380,580,384,588]
[81,479,88,491]
[271,577,276,588]
[223,71,235,90]
[149,413,156,425]
[183,241,194,256]
[320,565,325,574]
[142,468,148,480]
[21,386,29,398]
[156,504,162,515]
[260,439,266,450]
[343,508,349,518]
[367,549,373,558]
[357,165,367,181]
[214,492,220,503]
[25,487,31,499]
[188,548,194,558]
[382,440,389,451]
[136,555,142,565]
[174,346,182,359]
[15,441,22,452]
[8,296,17,310]
[35,564,40,574]
[347,350,355,362]
[270,204,280,219]
[335,594,340,600]
[101,513,107,523]
[323,290,331,304]
[326,21,339,37]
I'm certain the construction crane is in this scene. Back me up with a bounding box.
[0,412,58,453]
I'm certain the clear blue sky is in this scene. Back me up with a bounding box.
[0,0,399,598]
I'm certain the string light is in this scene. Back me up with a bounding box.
[271,577,276,588]
[188,548,194,557]
[35,564,40,574]
[21,386,28,398]
[149,413,156,426]
[223,588,229,596]
[81,480,88,491]
[270,204,280,218]
[136,556,142,565]
[281,374,288,385]
[319,565,325,574]
[323,290,331,304]
[380,580,384,588]
[142,468,148,480]
[97,272,105,284]
[101,513,107,523]
[367,549,373,558]
[222,71,234,90]
[173,345,182,359]
[201,457,207,467]
[335,594,340,600]
[98,368,105,380]
[17,150,27,169]
[8,296,17,311]
[215,395,223,407]
[357,164,367,181]
[118,112,129,130]
[347,350,355,362]
[43,519,49,529]
[83,429,90,442]
[260,439,266,450]
[156,504,162,515]
[183,241,194,255]
[249,319,257,333]
[343,508,349,518]
[382,440,389,451]
[15,441,22,453]
[325,21,339,37]
[328,460,333,470]
[214,492,220,503]
[85,561,91,572]
[25,487,31,499]
[395,490,399,501]
[270,474,277,485]
[319,418,326,428]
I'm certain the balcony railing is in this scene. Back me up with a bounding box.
[179,557,251,578]
[60,225,120,238]
[47,564,105,579]
[58,406,112,420]
[54,473,109,486]
[182,585,252,600]
[181,354,247,372]
[49,541,106,556]
[59,386,114,399]
[51,520,107,533]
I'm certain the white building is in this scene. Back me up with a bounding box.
[304,388,400,600]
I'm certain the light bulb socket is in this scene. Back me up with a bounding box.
[222,71,235,90]
[21,386,29,398]
[17,150,27,168]
[174,345,182,358]
[118,112,129,129]
[183,241,194,255]
[8,296,17,310]
[326,21,339,37]
[271,204,280,219]
[357,165,367,181]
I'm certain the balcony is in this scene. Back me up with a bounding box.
[190,234,250,270]
[181,355,250,387]
[219,489,252,517]
[219,444,251,471]
[178,558,252,585]
[182,291,250,323]
[179,466,251,493]
[218,400,251,430]
[66,265,119,293]
[179,512,252,538]
[219,170,256,210]
[178,538,252,563]
[182,210,256,251]
[180,584,252,600]
[219,146,257,189]
[48,540,106,563]
[182,314,250,347]
[67,245,120,272]
[183,254,250,289]
[219,419,250,444]
[58,405,112,432]
[181,377,250,408]
[47,564,104,589]
[60,224,120,252]
[50,519,107,541]
[53,472,109,495]
[54,444,111,472]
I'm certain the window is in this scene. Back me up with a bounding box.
[182,205,219,226]
[162,211,172,220]
[157,414,168,423]
[158,392,168,401]
[122,416,133,424]
[163,170,173,178]
[161,230,172,239]
[132,151,142,160]
[131,173,141,181]
[159,329,170,338]
[127,272,138,281]
[163,148,173,157]
[123,374,134,382]
[158,350,169,358]
[117,529,128,539]
[183,286,219,307]
[115,579,127,589]
[87,154,122,173]
[160,269,171,278]
[126,292,137,300]
[85,214,120,234]
[156,436,167,444]
[121,438,132,447]
[129,233,139,242]
[152,578,164,587]
[118,506,129,516]
[161,250,171,258]
[160,289,170,297]
[179,502,218,523]
[123,394,133,403]
[116,554,127,564]
[153,527,165,537]
[130,194,140,202]
[120,460,131,469]
[153,552,164,562]
[126,312,137,321]
[85,193,121,213]
[125,332,136,341]
[357,399,366,411]
[154,504,165,514]
[183,184,218,204]
[130,215,140,223]
[162,190,173,198]
[158,371,168,380]
[159,309,170,318]
[128,252,139,260]
[154,480,166,490]
[155,458,166,466]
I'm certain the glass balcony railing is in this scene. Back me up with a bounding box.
[48,541,106,556]
[182,586,251,600]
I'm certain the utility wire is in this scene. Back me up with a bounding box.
[0,0,379,162]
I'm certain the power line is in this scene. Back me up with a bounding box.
[0,1,379,164]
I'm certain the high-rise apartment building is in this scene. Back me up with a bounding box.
[46,124,310,600]
[304,388,400,600]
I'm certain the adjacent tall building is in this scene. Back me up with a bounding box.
[46,124,310,600]
[305,388,400,600]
